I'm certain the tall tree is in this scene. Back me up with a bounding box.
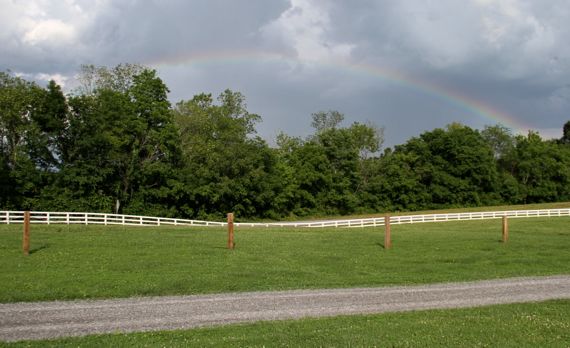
[76,63,145,95]
[116,69,179,215]
[32,80,68,171]
[388,124,500,208]
[511,131,570,203]
[365,149,429,211]
[174,90,278,219]
[279,113,384,215]
[0,72,46,208]
[561,120,570,145]
[43,66,179,214]
[481,124,514,160]
[0,72,43,169]
[310,110,344,133]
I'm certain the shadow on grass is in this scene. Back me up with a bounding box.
[212,245,238,250]
[29,244,49,254]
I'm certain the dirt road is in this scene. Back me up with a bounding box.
[1,275,569,342]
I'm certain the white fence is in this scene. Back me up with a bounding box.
[238,208,570,228]
[0,211,224,227]
[1,208,569,229]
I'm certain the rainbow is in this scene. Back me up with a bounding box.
[148,50,531,133]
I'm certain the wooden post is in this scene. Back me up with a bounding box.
[502,216,509,243]
[384,215,392,249]
[23,211,30,256]
[227,213,235,250]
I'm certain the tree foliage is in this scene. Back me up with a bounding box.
[562,120,570,145]
[1,67,569,218]
[173,90,277,219]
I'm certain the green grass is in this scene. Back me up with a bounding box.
[3,300,569,347]
[279,201,570,221]
[1,216,568,303]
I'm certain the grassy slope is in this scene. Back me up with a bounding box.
[1,216,568,303]
[3,300,569,347]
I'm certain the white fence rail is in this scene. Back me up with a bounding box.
[0,211,224,227]
[1,208,569,229]
[236,208,570,228]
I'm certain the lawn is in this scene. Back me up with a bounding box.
[0,216,568,303]
[3,300,569,347]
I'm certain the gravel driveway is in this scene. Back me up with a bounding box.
[1,275,569,342]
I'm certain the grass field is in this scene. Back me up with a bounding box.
[1,216,568,303]
[3,300,569,347]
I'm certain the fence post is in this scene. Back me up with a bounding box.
[502,216,509,243]
[384,215,392,249]
[227,213,235,250]
[23,211,30,256]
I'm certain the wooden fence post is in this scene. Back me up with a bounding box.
[502,216,509,243]
[23,211,30,256]
[227,213,235,250]
[384,215,392,249]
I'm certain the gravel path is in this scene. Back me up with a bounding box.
[1,275,569,342]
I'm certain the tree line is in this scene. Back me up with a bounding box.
[1,65,569,220]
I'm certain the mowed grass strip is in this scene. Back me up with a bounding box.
[3,300,569,347]
[0,217,568,302]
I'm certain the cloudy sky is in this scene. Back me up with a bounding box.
[2,0,569,147]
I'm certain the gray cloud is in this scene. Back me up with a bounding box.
[1,0,568,146]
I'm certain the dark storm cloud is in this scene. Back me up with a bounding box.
[1,0,569,145]
[80,0,290,65]
[0,0,289,74]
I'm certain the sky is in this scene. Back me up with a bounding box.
[2,0,569,147]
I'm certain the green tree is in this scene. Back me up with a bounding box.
[279,112,384,215]
[174,90,278,219]
[385,124,500,209]
[561,120,570,145]
[0,72,47,208]
[76,63,145,95]
[511,132,570,203]
[365,149,429,211]
[43,91,118,211]
[116,69,179,215]
[41,66,179,214]
[32,80,68,171]
[480,124,522,203]
[349,122,384,195]
[0,72,43,169]
[279,139,331,215]
[310,110,344,133]
[481,124,514,160]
